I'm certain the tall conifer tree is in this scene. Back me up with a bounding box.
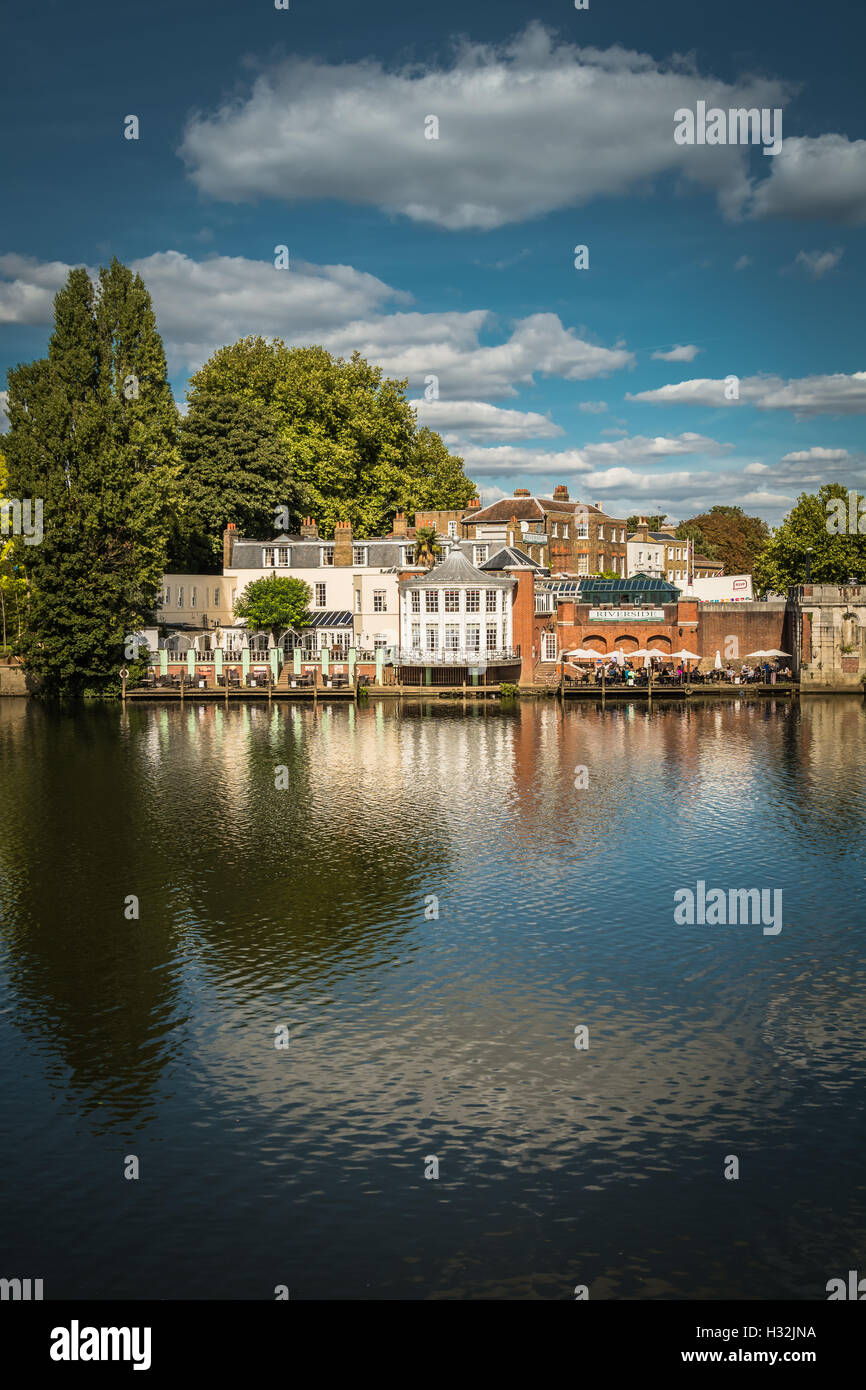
[4,260,179,695]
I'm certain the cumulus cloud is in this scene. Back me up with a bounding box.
[179,25,791,230]
[578,400,608,413]
[411,398,563,441]
[789,247,844,278]
[628,371,866,416]
[0,250,633,394]
[748,135,866,224]
[781,447,850,462]
[455,431,731,476]
[651,344,701,362]
[734,255,752,270]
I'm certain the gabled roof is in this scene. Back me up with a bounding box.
[481,546,543,571]
[469,498,545,523]
[469,495,626,524]
[402,546,513,588]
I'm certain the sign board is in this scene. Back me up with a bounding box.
[688,575,753,602]
[588,608,665,622]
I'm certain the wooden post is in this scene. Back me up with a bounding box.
[180,669,185,703]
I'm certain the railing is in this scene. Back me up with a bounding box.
[397,647,520,666]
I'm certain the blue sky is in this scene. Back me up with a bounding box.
[2,0,865,524]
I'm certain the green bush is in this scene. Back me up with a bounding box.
[499,682,520,698]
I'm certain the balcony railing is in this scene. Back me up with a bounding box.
[398,647,520,666]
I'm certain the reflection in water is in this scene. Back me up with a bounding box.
[0,696,864,1299]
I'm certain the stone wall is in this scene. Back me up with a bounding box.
[792,584,866,691]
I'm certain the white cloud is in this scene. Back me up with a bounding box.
[651,344,701,362]
[0,254,72,323]
[789,247,844,279]
[741,490,796,507]
[734,255,752,271]
[455,431,731,476]
[578,400,608,413]
[457,444,593,477]
[748,135,866,224]
[628,371,866,416]
[0,250,633,394]
[179,25,790,230]
[781,447,850,462]
[411,398,563,440]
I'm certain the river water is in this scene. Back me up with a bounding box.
[0,695,864,1300]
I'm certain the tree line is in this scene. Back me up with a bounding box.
[1,260,475,695]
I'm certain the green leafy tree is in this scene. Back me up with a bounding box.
[675,521,720,560]
[171,386,305,571]
[0,456,28,649]
[233,574,312,640]
[182,338,475,541]
[753,484,866,594]
[679,505,768,574]
[3,259,179,696]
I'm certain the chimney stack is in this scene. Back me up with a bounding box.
[334,518,353,566]
[514,488,530,497]
[553,484,569,501]
[223,522,237,571]
[595,501,604,513]
[466,497,481,510]
[300,516,318,540]
[392,511,408,537]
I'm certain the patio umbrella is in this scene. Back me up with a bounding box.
[760,648,791,658]
[714,650,723,670]
[745,650,770,658]
[563,647,603,660]
[643,654,651,670]
[671,648,700,660]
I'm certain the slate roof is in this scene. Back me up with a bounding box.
[230,537,412,569]
[480,546,544,571]
[469,495,624,524]
[402,547,513,589]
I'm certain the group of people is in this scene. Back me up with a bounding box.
[566,658,793,686]
[715,661,792,685]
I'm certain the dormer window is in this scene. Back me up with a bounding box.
[320,546,334,567]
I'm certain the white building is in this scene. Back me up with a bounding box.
[399,547,516,662]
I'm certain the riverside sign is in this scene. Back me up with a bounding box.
[588,608,665,622]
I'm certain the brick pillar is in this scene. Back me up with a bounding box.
[509,570,535,682]
[334,519,353,566]
[300,517,318,539]
[223,522,237,570]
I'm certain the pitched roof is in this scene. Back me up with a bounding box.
[402,546,512,588]
[469,495,625,523]
[481,546,543,571]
